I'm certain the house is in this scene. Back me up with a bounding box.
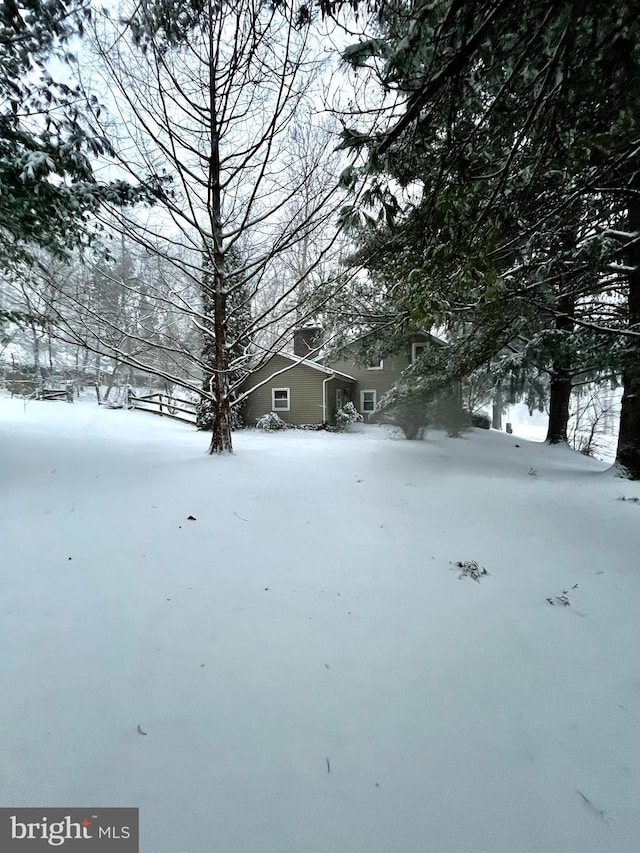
[239,327,436,426]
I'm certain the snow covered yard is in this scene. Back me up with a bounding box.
[0,397,638,853]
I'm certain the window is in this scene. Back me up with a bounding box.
[412,342,428,362]
[272,388,290,411]
[361,390,376,414]
[366,359,384,370]
[336,389,344,409]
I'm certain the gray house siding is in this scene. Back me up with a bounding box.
[240,355,355,425]
[240,335,436,426]
[330,342,424,418]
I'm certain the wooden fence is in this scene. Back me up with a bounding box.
[126,390,197,425]
[4,381,71,400]
[39,388,70,401]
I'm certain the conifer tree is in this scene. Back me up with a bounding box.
[331,0,640,475]
[0,0,152,265]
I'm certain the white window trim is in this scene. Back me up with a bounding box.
[412,342,428,362]
[272,387,290,412]
[366,359,384,370]
[361,389,377,414]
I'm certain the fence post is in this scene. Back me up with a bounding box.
[159,395,163,416]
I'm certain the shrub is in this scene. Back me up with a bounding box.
[380,400,429,439]
[471,411,491,430]
[378,381,472,440]
[428,394,472,437]
[256,411,288,431]
[377,381,432,440]
[335,401,364,430]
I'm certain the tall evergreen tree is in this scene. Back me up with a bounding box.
[332,0,640,475]
[0,0,152,266]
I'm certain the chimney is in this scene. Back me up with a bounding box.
[293,326,322,358]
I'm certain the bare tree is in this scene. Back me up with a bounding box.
[74,0,350,453]
[21,242,205,395]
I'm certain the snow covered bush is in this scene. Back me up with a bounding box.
[335,401,364,430]
[471,411,491,429]
[382,400,430,440]
[377,384,471,439]
[255,411,288,431]
[377,381,431,440]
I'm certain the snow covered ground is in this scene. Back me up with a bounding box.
[1,397,638,853]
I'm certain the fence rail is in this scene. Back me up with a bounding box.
[39,389,69,401]
[127,390,197,425]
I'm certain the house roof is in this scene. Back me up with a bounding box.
[276,352,356,382]
[335,329,448,353]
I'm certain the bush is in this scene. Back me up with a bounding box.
[428,394,472,437]
[380,400,429,439]
[255,411,288,431]
[335,401,364,430]
[376,381,432,440]
[471,411,491,429]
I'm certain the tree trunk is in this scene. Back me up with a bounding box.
[209,391,232,453]
[31,322,40,374]
[492,383,503,430]
[546,295,574,444]
[546,369,572,443]
[47,326,54,371]
[207,32,232,455]
[615,180,640,478]
[104,363,121,401]
[207,252,233,452]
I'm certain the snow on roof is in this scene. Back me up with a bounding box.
[276,351,356,382]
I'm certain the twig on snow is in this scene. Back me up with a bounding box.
[576,790,610,822]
